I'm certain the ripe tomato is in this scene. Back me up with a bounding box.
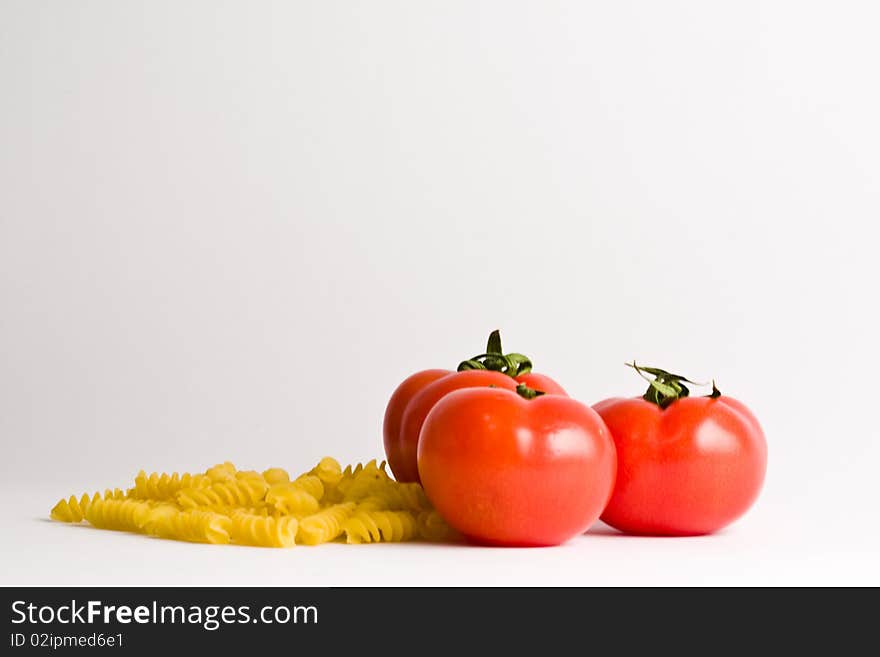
[418,386,616,546]
[513,371,567,396]
[594,364,767,536]
[383,368,450,481]
[383,331,566,483]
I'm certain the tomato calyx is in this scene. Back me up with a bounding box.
[627,362,722,409]
[458,330,533,378]
[515,383,545,400]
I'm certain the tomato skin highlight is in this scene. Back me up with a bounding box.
[594,395,767,536]
[418,388,616,546]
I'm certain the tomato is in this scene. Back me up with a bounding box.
[391,370,519,482]
[382,331,566,483]
[594,364,767,536]
[513,371,567,396]
[383,368,450,481]
[418,386,616,546]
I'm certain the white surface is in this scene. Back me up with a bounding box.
[2,1,879,586]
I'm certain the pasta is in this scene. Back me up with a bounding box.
[265,484,320,516]
[290,474,324,501]
[84,498,154,533]
[262,467,290,485]
[343,510,417,544]
[49,457,459,548]
[177,477,269,509]
[297,503,356,545]
[50,492,97,523]
[372,482,431,512]
[229,511,298,548]
[205,462,237,482]
[130,471,211,501]
[340,460,392,502]
[145,506,232,545]
[310,457,343,486]
[417,510,456,541]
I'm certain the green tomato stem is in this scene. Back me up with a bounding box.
[627,362,721,409]
[457,330,534,378]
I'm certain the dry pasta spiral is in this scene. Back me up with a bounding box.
[417,510,456,541]
[130,471,211,501]
[290,474,324,501]
[84,498,153,533]
[262,467,290,485]
[265,484,320,516]
[177,477,269,509]
[297,503,356,545]
[229,511,298,547]
[310,457,343,486]
[50,489,127,523]
[145,506,232,544]
[343,510,417,544]
[339,460,390,501]
[50,493,97,523]
[49,457,458,548]
[373,482,431,512]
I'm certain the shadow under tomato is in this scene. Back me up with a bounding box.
[586,521,723,539]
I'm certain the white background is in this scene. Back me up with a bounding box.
[2,1,878,585]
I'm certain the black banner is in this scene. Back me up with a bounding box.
[1,587,872,652]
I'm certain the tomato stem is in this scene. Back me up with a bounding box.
[627,362,720,408]
[458,330,533,378]
[515,383,545,400]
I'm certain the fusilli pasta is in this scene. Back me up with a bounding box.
[297,502,356,545]
[177,477,269,509]
[343,510,417,544]
[84,498,153,533]
[49,457,458,548]
[265,484,320,516]
[50,493,96,523]
[145,506,232,544]
[229,511,298,548]
[130,471,211,501]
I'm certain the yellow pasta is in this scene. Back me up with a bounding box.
[84,498,153,533]
[372,482,431,512]
[204,461,237,482]
[51,492,97,523]
[145,506,232,544]
[265,484,320,516]
[104,487,127,500]
[229,511,298,548]
[297,502,356,545]
[291,474,324,501]
[262,467,290,485]
[177,477,269,509]
[130,471,211,501]
[49,457,459,548]
[353,495,388,512]
[417,510,456,541]
[340,460,392,502]
[343,510,417,544]
[310,457,343,487]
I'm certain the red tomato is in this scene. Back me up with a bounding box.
[383,368,450,481]
[515,371,567,396]
[594,365,767,536]
[418,387,616,546]
[382,331,566,483]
